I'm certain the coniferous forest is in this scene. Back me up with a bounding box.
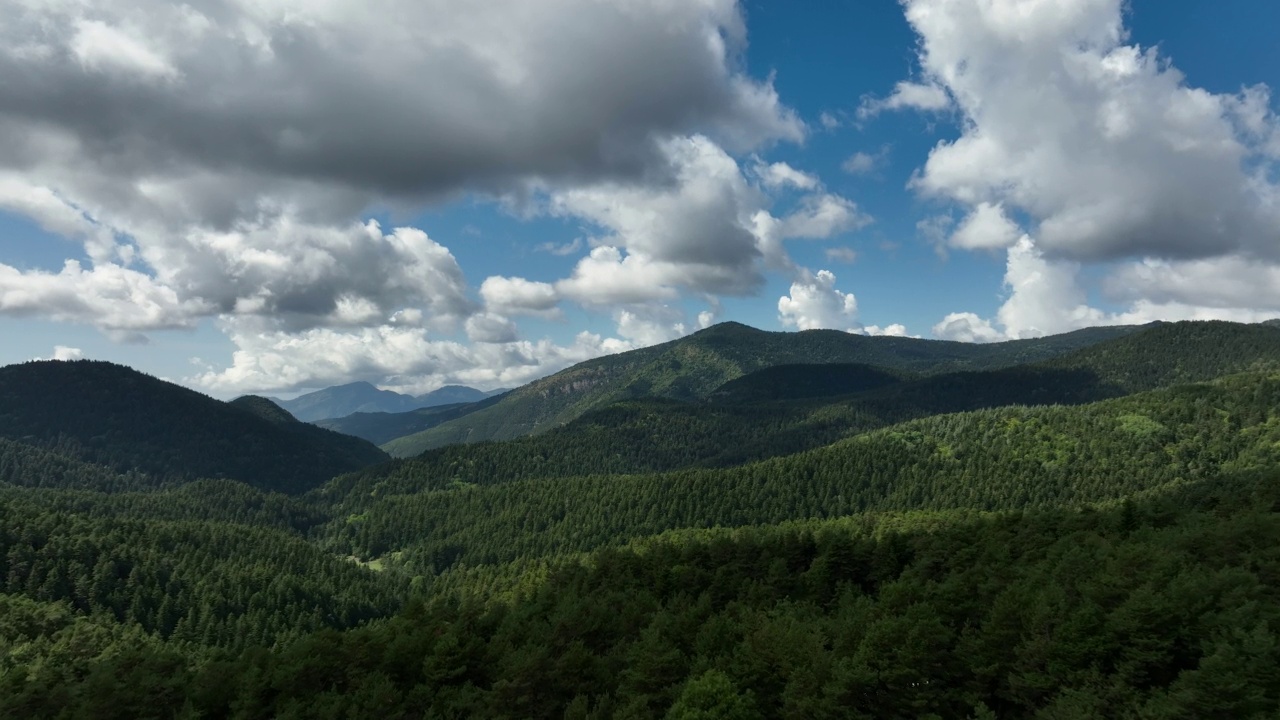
[3,320,1280,718]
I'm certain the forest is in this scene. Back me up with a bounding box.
[1,319,1279,718]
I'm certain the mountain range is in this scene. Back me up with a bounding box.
[379,320,1146,455]
[271,381,506,422]
[3,318,1280,717]
[0,360,387,494]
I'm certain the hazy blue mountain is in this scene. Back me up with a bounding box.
[314,392,509,446]
[276,381,500,422]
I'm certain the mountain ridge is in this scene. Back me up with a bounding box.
[382,320,1147,455]
[275,381,502,422]
[0,360,388,494]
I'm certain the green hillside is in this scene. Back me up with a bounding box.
[348,320,1280,493]
[322,371,1280,572]
[149,472,1278,720]
[0,360,388,494]
[3,322,1280,717]
[385,321,1143,455]
[10,403,1279,717]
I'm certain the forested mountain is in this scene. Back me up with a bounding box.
[0,360,387,493]
[315,392,508,446]
[276,381,501,422]
[362,320,1280,482]
[320,371,1280,571]
[708,362,911,403]
[3,320,1280,717]
[387,320,1144,454]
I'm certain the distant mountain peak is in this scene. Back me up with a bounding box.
[277,380,497,422]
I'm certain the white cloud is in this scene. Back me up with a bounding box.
[779,194,872,239]
[753,160,819,190]
[995,237,1106,338]
[535,238,583,256]
[933,238,1104,341]
[859,81,951,119]
[556,247,678,306]
[51,346,84,361]
[465,313,519,344]
[480,276,562,317]
[841,152,878,175]
[864,324,910,337]
[899,0,1280,262]
[0,259,206,332]
[615,306,691,346]
[3,0,802,215]
[778,269,859,332]
[550,136,767,299]
[932,312,1003,343]
[949,202,1022,250]
[70,19,178,81]
[934,239,1280,343]
[191,317,630,396]
[0,0,809,378]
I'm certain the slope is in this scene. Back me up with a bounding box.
[350,320,1280,490]
[0,360,388,494]
[385,321,1144,455]
[314,392,508,446]
[321,370,1280,571]
[277,382,500,422]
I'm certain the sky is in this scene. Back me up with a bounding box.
[1,0,1278,398]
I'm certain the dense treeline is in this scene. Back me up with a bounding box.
[0,490,408,652]
[385,321,1143,454]
[0,510,407,655]
[322,373,1280,572]
[2,321,1280,717]
[0,360,387,493]
[6,470,1278,717]
[361,322,1280,495]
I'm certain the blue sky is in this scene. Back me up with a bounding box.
[0,0,1277,397]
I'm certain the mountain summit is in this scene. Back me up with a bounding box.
[276,382,500,422]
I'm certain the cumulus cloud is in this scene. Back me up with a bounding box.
[864,324,911,338]
[0,0,813,394]
[779,194,873,239]
[1107,256,1280,311]
[899,0,1280,262]
[465,313,519,344]
[887,0,1280,341]
[50,346,84,361]
[949,202,1023,251]
[933,238,1104,341]
[932,313,1004,343]
[841,148,890,176]
[480,276,562,318]
[0,259,206,332]
[859,81,951,118]
[934,238,1280,343]
[753,160,819,190]
[614,306,693,346]
[550,136,769,299]
[1,0,801,215]
[778,269,859,332]
[192,317,630,396]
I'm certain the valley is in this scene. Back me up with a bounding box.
[1,320,1279,717]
